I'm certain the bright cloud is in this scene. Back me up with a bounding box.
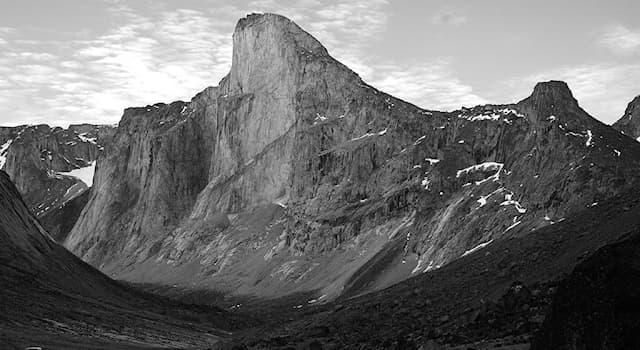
[368,60,487,110]
[2,0,485,126]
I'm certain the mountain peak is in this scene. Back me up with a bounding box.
[519,80,580,118]
[624,94,640,116]
[228,13,329,92]
[530,80,575,103]
[613,94,640,139]
[233,12,327,55]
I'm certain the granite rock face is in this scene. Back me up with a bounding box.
[66,13,640,298]
[613,95,640,141]
[0,123,114,222]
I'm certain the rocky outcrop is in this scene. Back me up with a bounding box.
[613,95,640,141]
[0,123,114,219]
[66,13,640,299]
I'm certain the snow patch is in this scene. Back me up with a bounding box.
[0,139,13,168]
[500,193,527,213]
[307,294,327,304]
[456,162,503,178]
[414,135,426,145]
[77,133,97,144]
[462,239,494,257]
[350,128,388,141]
[504,218,521,233]
[585,130,593,147]
[313,113,327,124]
[458,108,524,122]
[425,158,440,165]
[57,161,96,187]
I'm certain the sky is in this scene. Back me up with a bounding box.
[0,0,639,127]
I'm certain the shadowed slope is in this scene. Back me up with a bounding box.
[0,171,236,348]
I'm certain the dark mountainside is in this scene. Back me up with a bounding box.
[0,123,115,241]
[531,229,640,350]
[613,95,640,141]
[2,12,640,349]
[0,171,237,348]
[67,13,640,301]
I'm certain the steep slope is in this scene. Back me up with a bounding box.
[67,13,640,300]
[613,95,640,141]
[38,189,90,242]
[0,170,232,348]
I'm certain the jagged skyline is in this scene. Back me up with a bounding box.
[0,0,639,126]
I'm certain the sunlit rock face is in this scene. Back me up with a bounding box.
[613,95,640,141]
[65,13,640,298]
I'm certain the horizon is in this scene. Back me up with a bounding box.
[1,0,639,127]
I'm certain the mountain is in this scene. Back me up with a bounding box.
[66,13,640,303]
[613,95,640,141]
[0,123,115,241]
[0,170,234,348]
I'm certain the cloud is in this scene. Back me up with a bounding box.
[598,24,640,54]
[432,11,468,26]
[0,0,482,126]
[501,63,640,124]
[41,4,236,126]
[367,60,486,110]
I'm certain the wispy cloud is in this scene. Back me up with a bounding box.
[0,3,236,126]
[0,0,483,126]
[598,24,640,54]
[432,10,468,26]
[501,63,640,123]
[368,60,486,110]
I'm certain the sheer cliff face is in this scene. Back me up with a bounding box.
[66,13,640,297]
[613,95,640,140]
[66,102,212,271]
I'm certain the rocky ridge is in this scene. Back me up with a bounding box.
[66,13,640,301]
[613,95,640,141]
[0,123,114,240]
